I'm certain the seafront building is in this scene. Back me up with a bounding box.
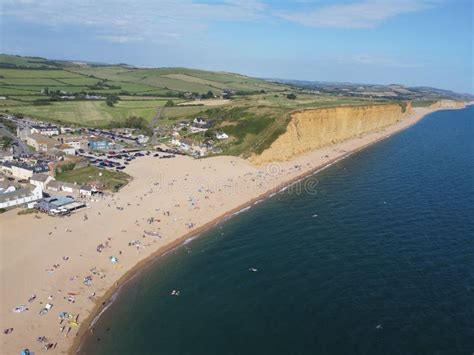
[26,133,58,152]
[0,161,50,179]
[0,183,42,209]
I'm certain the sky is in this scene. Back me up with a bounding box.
[1,0,472,93]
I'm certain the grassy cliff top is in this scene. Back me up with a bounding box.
[0,54,465,157]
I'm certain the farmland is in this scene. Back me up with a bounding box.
[0,54,427,157]
[0,54,297,130]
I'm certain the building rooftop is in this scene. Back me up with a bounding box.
[31,173,51,182]
[39,196,75,208]
[27,133,58,146]
[2,161,49,173]
[46,180,62,189]
[56,144,74,149]
[0,184,36,203]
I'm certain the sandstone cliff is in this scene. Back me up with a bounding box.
[429,99,465,109]
[250,103,412,165]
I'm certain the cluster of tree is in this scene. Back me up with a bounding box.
[235,89,266,96]
[88,80,121,90]
[55,162,76,175]
[43,87,73,100]
[32,99,52,106]
[106,94,120,107]
[286,93,297,100]
[109,116,152,136]
[0,136,13,148]
[204,129,216,139]
[0,117,17,133]
[201,90,215,99]
[164,100,175,107]
[0,63,61,70]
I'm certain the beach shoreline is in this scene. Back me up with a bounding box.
[0,104,466,355]
[70,104,465,354]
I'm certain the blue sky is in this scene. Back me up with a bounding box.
[1,0,472,93]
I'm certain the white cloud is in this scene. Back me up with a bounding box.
[276,0,440,29]
[1,0,267,43]
[350,54,422,68]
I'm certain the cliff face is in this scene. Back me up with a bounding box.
[250,103,412,165]
[429,99,465,109]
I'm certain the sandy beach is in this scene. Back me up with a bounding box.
[0,105,463,354]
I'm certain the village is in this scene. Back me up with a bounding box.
[0,112,229,216]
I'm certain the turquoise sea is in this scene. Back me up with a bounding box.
[79,106,474,355]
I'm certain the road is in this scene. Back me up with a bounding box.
[0,124,29,156]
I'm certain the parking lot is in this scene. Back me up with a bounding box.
[76,147,182,172]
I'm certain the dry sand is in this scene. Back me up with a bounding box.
[0,106,459,354]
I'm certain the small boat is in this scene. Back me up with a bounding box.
[248,267,258,272]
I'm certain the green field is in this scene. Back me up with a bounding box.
[0,54,380,157]
[55,166,131,191]
[1,99,209,126]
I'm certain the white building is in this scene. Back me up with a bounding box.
[79,185,96,197]
[30,173,54,191]
[57,136,88,150]
[2,162,50,180]
[0,184,42,209]
[216,132,229,140]
[193,117,207,126]
[137,135,149,144]
[55,144,76,155]
[30,125,59,136]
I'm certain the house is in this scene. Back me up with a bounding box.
[55,143,75,155]
[26,133,58,152]
[216,132,229,140]
[45,180,80,195]
[1,162,49,179]
[44,148,66,161]
[36,196,75,212]
[60,182,80,195]
[88,137,111,151]
[189,126,208,134]
[193,117,207,126]
[30,124,59,136]
[0,183,42,209]
[56,135,88,150]
[171,138,193,151]
[45,180,62,192]
[60,127,75,134]
[36,195,85,215]
[30,173,54,191]
[0,149,14,162]
[17,126,32,141]
[79,185,96,197]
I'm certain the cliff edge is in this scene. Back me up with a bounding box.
[249,103,412,165]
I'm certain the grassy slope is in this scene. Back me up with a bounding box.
[0,55,291,128]
[0,54,380,157]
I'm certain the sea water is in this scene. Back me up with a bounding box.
[79,106,474,355]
